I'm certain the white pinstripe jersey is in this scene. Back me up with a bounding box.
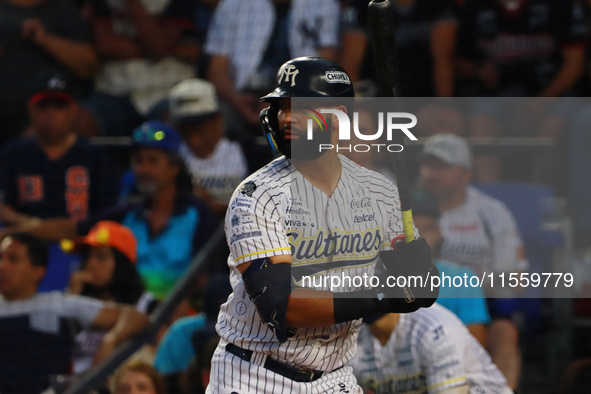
[439,187,528,277]
[216,155,408,372]
[350,304,511,394]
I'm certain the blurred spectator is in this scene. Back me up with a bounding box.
[0,73,118,225]
[457,0,586,181]
[411,190,490,347]
[79,0,200,136]
[169,79,248,216]
[419,133,527,389]
[0,0,97,146]
[154,274,231,393]
[111,361,168,394]
[340,0,458,96]
[456,0,586,98]
[0,233,148,394]
[0,121,219,300]
[349,307,511,394]
[204,0,340,133]
[64,221,158,374]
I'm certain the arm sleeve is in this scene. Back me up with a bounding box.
[417,316,468,392]
[225,185,291,267]
[203,0,234,56]
[61,294,105,328]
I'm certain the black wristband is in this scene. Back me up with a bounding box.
[333,290,380,324]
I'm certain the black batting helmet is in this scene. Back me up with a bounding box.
[259,57,355,157]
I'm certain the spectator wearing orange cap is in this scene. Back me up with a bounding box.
[65,221,158,374]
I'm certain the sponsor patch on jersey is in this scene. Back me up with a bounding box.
[240,181,257,197]
[322,70,351,85]
[229,230,263,245]
[230,197,256,213]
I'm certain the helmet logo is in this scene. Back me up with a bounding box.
[279,64,299,87]
[322,71,351,85]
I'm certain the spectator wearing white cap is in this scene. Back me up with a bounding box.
[419,133,528,390]
[169,79,248,216]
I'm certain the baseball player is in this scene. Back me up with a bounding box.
[349,305,512,394]
[206,57,439,394]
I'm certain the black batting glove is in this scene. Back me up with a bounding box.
[376,237,439,313]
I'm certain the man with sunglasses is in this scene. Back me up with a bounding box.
[0,120,220,300]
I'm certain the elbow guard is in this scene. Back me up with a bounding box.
[242,258,293,342]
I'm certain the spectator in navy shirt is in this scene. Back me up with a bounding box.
[1,121,220,300]
[0,74,118,225]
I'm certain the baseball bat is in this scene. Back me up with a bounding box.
[368,0,415,243]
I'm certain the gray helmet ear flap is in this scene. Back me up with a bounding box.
[259,104,281,155]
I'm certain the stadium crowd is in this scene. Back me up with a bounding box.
[1,0,591,393]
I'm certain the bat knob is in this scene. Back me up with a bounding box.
[391,234,406,250]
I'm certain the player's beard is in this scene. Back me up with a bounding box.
[281,117,333,161]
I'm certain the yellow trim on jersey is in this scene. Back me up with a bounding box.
[235,247,291,261]
[426,376,467,390]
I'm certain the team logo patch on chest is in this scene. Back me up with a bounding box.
[240,181,257,197]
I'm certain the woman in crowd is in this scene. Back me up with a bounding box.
[66,221,158,373]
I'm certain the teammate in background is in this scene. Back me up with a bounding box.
[340,0,458,96]
[0,233,149,394]
[169,79,248,217]
[411,190,490,347]
[207,57,439,393]
[349,305,511,394]
[65,221,158,374]
[419,133,527,389]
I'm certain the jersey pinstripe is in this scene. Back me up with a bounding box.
[349,304,511,394]
[439,187,528,277]
[216,154,409,373]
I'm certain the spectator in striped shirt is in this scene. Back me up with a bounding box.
[169,79,248,217]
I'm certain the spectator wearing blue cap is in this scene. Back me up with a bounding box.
[0,120,219,300]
